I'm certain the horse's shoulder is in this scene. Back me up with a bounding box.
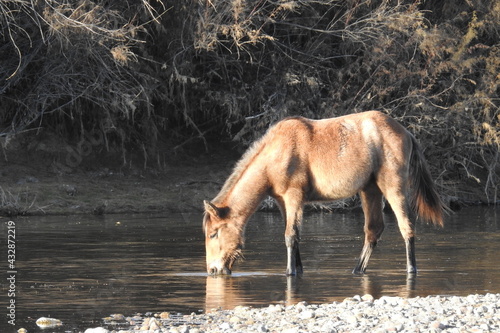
[272,116,314,132]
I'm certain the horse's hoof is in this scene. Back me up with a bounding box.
[407,267,417,275]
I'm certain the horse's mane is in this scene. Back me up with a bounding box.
[213,131,270,204]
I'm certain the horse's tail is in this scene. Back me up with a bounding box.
[408,135,446,227]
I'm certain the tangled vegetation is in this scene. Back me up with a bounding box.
[0,0,499,203]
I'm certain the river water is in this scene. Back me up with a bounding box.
[1,206,499,332]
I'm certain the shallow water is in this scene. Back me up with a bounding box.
[1,206,499,332]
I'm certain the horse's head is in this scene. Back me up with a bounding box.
[203,200,243,275]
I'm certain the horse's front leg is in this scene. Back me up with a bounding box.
[277,193,304,276]
[285,225,303,276]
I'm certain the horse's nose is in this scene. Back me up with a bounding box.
[207,265,232,275]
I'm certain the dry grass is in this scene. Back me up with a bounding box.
[1,0,165,162]
[188,0,499,203]
[0,186,36,216]
[1,0,499,203]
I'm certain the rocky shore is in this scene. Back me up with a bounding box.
[85,293,499,333]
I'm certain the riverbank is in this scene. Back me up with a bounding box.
[0,145,238,216]
[0,142,492,217]
[86,293,499,333]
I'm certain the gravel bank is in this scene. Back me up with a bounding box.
[89,293,499,333]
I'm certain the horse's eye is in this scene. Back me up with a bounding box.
[209,230,218,239]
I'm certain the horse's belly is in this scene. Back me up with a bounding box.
[309,183,359,201]
[308,168,369,201]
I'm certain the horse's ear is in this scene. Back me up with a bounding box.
[204,200,229,219]
[204,200,218,216]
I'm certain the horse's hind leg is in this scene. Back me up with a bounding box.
[353,183,385,275]
[383,185,417,274]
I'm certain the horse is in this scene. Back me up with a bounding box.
[203,111,445,276]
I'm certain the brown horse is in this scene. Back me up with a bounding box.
[203,111,445,276]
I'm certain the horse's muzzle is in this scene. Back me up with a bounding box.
[207,263,232,275]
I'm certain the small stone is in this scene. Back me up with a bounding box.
[84,328,109,333]
[267,304,284,313]
[480,324,490,330]
[219,322,231,330]
[160,312,171,319]
[177,325,189,333]
[149,318,161,330]
[110,314,125,321]
[320,320,337,333]
[229,316,241,323]
[62,184,78,196]
[346,315,358,326]
[36,318,62,329]
[383,322,398,332]
[361,294,374,303]
[234,305,250,313]
[282,328,299,333]
[343,297,357,303]
[255,324,268,332]
[245,318,256,325]
[429,320,444,331]
[379,296,402,306]
[299,310,316,320]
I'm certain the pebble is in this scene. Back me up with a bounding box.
[229,315,241,323]
[299,309,315,320]
[219,322,231,330]
[84,328,109,333]
[159,312,171,319]
[361,293,374,303]
[81,293,499,333]
[35,317,62,328]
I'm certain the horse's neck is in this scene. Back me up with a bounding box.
[218,163,268,220]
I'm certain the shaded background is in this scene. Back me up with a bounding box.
[0,0,498,205]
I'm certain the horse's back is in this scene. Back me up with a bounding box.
[264,111,411,201]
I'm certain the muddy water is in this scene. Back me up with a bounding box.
[1,207,499,332]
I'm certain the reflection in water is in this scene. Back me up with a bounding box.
[205,276,234,311]
[204,272,419,312]
[1,207,499,332]
[359,274,416,299]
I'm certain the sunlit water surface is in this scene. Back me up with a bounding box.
[1,206,499,332]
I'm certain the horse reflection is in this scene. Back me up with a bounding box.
[205,276,239,312]
[359,274,416,299]
[205,273,417,311]
[205,275,303,311]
